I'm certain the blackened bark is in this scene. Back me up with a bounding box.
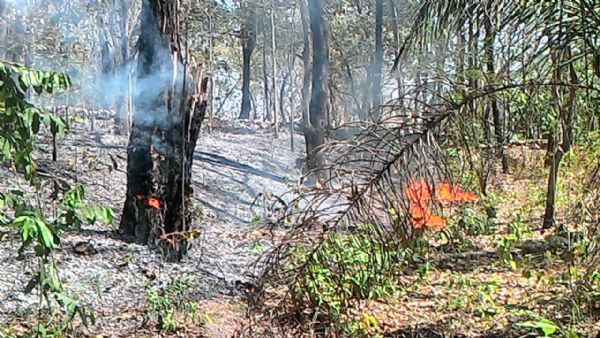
[305,0,328,172]
[120,0,207,261]
[240,8,256,119]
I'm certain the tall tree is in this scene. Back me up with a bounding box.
[483,10,509,173]
[299,0,311,130]
[270,0,278,137]
[305,0,328,171]
[239,6,256,119]
[0,0,6,60]
[120,0,208,260]
[370,0,384,118]
[114,0,131,133]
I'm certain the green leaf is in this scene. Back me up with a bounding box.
[516,319,559,336]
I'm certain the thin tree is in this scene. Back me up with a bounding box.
[270,0,278,137]
[483,9,509,173]
[239,5,256,119]
[299,0,311,130]
[305,0,328,171]
[120,0,208,261]
[114,0,131,134]
[370,0,384,119]
[0,0,6,60]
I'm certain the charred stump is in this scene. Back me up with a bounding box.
[119,0,207,261]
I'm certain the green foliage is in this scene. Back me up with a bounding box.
[516,315,580,338]
[142,276,208,332]
[0,61,69,181]
[290,224,402,333]
[0,61,111,334]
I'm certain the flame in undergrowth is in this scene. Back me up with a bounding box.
[405,179,477,230]
[436,182,478,203]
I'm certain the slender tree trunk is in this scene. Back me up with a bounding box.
[239,8,256,119]
[119,0,208,261]
[270,1,278,137]
[370,0,383,120]
[115,0,130,134]
[0,0,6,60]
[100,36,115,107]
[542,47,577,230]
[388,0,403,103]
[299,0,311,130]
[207,4,214,133]
[483,12,509,173]
[305,0,328,172]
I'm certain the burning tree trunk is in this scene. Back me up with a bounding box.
[119,0,207,261]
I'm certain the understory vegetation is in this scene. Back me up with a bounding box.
[1,0,599,337]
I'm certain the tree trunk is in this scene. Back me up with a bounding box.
[100,37,115,107]
[388,0,403,103]
[542,47,577,230]
[0,0,6,60]
[483,11,509,173]
[119,0,208,261]
[370,0,383,120]
[299,0,311,130]
[305,0,328,172]
[115,0,130,134]
[270,1,278,137]
[239,7,256,119]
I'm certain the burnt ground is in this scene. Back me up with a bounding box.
[1,112,599,338]
[0,113,302,337]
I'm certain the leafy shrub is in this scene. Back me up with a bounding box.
[0,61,112,334]
[290,224,403,334]
[143,276,208,332]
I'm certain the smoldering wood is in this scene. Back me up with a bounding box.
[119,0,208,261]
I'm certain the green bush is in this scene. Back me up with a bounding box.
[290,224,403,333]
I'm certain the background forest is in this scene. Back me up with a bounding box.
[0,0,599,337]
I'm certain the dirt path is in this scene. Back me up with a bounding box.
[0,117,303,337]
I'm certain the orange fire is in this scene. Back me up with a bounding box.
[135,194,162,209]
[405,179,477,230]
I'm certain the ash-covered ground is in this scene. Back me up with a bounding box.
[0,111,303,337]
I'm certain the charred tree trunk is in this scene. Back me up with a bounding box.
[239,8,256,119]
[120,0,207,261]
[305,0,328,172]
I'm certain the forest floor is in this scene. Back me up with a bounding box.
[0,113,303,337]
[0,112,598,337]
